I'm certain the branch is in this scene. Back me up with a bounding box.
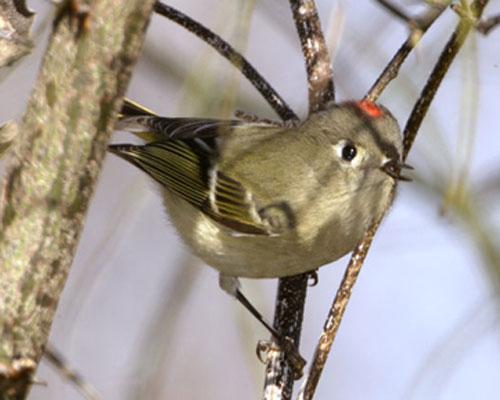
[451,3,500,35]
[0,1,155,397]
[301,1,490,398]
[288,0,335,112]
[262,1,335,397]
[374,0,413,25]
[476,13,500,35]
[263,273,308,400]
[0,0,34,68]
[403,0,490,159]
[299,209,390,400]
[153,1,299,123]
[261,2,337,397]
[365,1,447,102]
[0,121,18,158]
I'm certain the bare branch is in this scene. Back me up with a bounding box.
[263,274,308,400]
[299,209,389,400]
[288,0,335,112]
[365,2,447,102]
[153,1,299,123]
[374,0,413,25]
[403,0,490,159]
[476,13,500,35]
[0,1,155,397]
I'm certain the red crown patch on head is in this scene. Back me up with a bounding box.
[355,100,383,118]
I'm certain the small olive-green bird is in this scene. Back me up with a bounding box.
[109,99,409,295]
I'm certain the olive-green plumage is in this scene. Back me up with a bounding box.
[110,99,407,291]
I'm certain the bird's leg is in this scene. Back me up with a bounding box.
[219,275,279,337]
[219,275,306,378]
[234,289,280,338]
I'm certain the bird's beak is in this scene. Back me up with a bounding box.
[381,159,413,182]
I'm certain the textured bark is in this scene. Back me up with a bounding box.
[263,274,308,400]
[0,1,155,398]
[0,0,34,68]
[288,0,334,112]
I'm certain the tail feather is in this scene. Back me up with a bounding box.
[116,99,160,141]
[108,143,137,160]
[119,98,157,118]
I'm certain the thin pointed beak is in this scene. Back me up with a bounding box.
[381,159,413,182]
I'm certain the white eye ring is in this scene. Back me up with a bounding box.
[333,140,363,167]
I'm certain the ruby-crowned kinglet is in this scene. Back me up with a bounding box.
[109,99,410,295]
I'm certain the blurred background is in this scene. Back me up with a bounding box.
[1,0,500,399]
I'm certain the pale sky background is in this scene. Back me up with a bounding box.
[1,1,500,399]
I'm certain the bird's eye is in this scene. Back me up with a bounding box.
[341,143,357,161]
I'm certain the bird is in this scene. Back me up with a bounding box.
[109,98,410,366]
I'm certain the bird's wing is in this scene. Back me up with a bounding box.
[117,98,249,143]
[111,121,283,236]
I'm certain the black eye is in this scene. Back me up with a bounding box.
[341,144,357,161]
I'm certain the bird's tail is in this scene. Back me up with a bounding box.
[119,98,157,118]
[116,98,160,142]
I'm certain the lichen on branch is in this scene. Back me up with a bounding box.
[0,1,155,397]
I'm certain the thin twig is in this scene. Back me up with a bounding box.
[476,13,500,35]
[403,0,490,159]
[44,346,101,400]
[263,274,308,400]
[299,210,389,400]
[365,2,447,102]
[301,1,490,399]
[450,3,500,36]
[288,0,335,112]
[374,0,413,25]
[153,1,299,123]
